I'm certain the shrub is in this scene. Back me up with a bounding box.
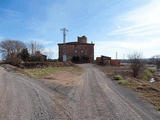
[143,71,152,80]
[29,55,46,62]
[128,52,144,78]
[112,75,123,80]
[118,80,129,86]
[6,54,22,66]
[145,71,152,78]
[22,61,74,68]
[19,48,30,62]
[23,62,48,68]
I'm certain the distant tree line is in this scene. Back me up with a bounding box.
[151,55,160,70]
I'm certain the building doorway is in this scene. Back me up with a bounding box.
[63,55,67,62]
[71,56,80,63]
[81,56,90,63]
[71,56,90,63]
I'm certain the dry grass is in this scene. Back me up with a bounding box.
[25,65,83,78]
[96,63,160,111]
[25,65,83,87]
[25,67,73,78]
[131,79,160,110]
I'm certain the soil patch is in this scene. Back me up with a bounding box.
[44,71,82,87]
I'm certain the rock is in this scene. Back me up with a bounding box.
[150,78,155,83]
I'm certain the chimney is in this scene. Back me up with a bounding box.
[78,36,87,43]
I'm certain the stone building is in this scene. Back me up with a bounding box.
[58,36,94,63]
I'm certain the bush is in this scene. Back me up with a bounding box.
[29,54,47,62]
[118,80,129,86]
[128,52,144,78]
[145,71,152,78]
[23,62,48,68]
[112,75,123,80]
[6,55,22,66]
[22,61,74,68]
[19,48,30,62]
[143,71,152,80]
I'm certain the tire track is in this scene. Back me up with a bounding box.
[67,64,160,120]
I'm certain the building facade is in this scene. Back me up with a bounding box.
[58,36,94,63]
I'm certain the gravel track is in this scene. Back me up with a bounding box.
[66,64,160,120]
[0,66,71,120]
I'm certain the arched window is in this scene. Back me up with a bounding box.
[81,50,84,53]
[74,50,78,53]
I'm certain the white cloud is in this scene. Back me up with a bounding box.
[105,0,160,58]
[42,46,58,59]
[123,0,160,24]
[95,38,160,59]
[111,0,160,37]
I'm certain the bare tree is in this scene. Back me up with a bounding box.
[0,40,26,59]
[151,55,160,70]
[128,52,144,78]
[27,41,44,54]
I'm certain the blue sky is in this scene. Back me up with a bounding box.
[0,0,160,59]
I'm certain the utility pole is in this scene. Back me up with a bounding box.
[60,28,68,43]
[60,28,68,61]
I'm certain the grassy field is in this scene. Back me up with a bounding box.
[96,63,160,111]
[25,65,83,79]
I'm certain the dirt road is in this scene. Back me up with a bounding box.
[0,66,71,120]
[0,64,160,120]
[66,64,160,120]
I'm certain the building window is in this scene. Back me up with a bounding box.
[81,50,84,53]
[75,50,78,53]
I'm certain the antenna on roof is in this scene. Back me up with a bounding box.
[116,52,118,59]
[60,28,68,43]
